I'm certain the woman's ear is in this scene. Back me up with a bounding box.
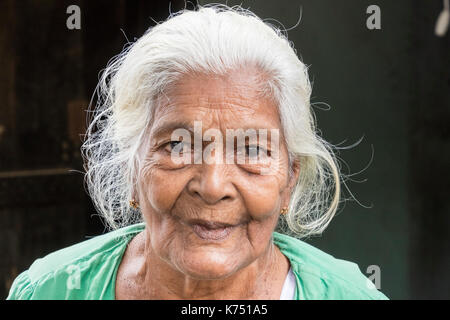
[281,157,300,209]
[288,157,301,190]
[130,187,141,210]
[131,183,140,203]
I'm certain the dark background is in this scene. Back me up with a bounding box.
[0,0,449,299]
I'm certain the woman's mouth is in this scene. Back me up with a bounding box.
[188,220,238,241]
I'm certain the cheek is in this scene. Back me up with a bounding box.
[139,166,188,213]
[239,175,284,219]
[239,160,290,218]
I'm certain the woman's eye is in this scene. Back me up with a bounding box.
[170,141,181,149]
[165,141,188,153]
[245,145,258,157]
[244,145,268,157]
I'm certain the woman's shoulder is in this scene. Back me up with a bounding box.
[273,232,389,300]
[7,223,145,300]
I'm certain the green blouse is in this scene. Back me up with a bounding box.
[7,223,388,300]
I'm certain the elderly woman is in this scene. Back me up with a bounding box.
[8,5,387,300]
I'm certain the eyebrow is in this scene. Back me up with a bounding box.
[151,120,195,138]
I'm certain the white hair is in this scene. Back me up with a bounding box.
[82,4,343,239]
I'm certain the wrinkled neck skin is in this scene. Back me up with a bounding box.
[117,228,290,300]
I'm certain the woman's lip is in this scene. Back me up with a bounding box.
[183,218,245,241]
[191,223,236,241]
[187,219,235,229]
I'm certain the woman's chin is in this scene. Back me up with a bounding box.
[172,249,243,280]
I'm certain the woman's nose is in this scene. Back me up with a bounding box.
[187,162,236,205]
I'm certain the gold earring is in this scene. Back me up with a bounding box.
[280,207,288,215]
[129,199,139,209]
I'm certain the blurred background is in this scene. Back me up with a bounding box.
[0,0,449,299]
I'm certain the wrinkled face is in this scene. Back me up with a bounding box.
[137,68,298,279]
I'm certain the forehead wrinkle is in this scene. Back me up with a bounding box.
[154,99,282,134]
[162,93,261,115]
[151,69,283,136]
[164,74,269,111]
[198,98,257,114]
[155,102,260,133]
